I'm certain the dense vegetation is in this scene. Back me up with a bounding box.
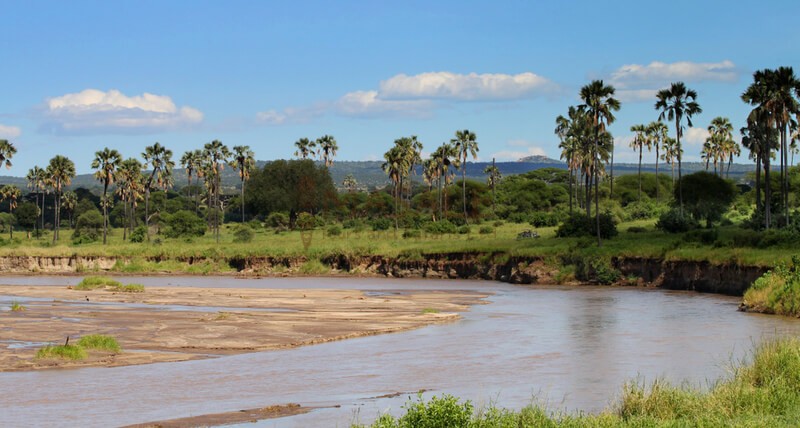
[353,338,800,427]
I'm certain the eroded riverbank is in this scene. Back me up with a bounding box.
[0,283,487,372]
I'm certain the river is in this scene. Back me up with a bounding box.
[2,276,799,427]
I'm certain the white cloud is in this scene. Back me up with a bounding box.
[379,71,556,101]
[335,90,434,118]
[0,124,21,139]
[490,140,548,162]
[40,89,203,135]
[610,60,738,88]
[616,89,660,103]
[255,104,326,125]
[684,127,710,145]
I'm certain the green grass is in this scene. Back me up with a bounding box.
[112,283,145,293]
[743,257,800,316]
[76,334,121,352]
[74,276,121,290]
[299,258,330,275]
[35,344,87,360]
[354,338,800,427]
[10,301,25,312]
[421,308,440,314]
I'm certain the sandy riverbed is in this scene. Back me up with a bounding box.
[0,283,488,372]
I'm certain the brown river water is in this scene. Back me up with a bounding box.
[2,276,800,427]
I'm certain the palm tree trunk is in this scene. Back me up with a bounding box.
[102,182,109,245]
[585,173,591,217]
[241,177,245,223]
[145,188,150,242]
[765,150,771,229]
[676,120,684,216]
[568,167,573,215]
[53,189,59,243]
[637,146,642,201]
[755,153,762,212]
[655,147,660,201]
[594,133,601,247]
[462,162,468,224]
[123,198,128,241]
[609,144,614,198]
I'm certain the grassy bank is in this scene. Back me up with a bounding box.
[0,220,794,269]
[742,257,800,316]
[354,338,800,427]
[35,335,121,361]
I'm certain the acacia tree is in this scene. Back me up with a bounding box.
[580,80,620,246]
[451,129,479,224]
[0,185,20,239]
[142,142,174,241]
[655,82,702,215]
[46,155,76,242]
[230,145,256,223]
[91,147,122,244]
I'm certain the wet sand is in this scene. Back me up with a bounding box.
[123,403,312,428]
[0,284,488,372]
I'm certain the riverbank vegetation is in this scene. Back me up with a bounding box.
[743,257,800,316]
[35,335,121,361]
[354,338,800,427]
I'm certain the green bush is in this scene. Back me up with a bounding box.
[266,212,289,228]
[556,213,617,239]
[656,208,698,233]
[402,229,421,239]
[75,276,121,290]
[574,256,620,284]
[623,200,666,220]
[36,344,87,360]
[77,334,121,352]
[683,228,719,245]
[479,226,494,235]
[129,225,146,243]
[529,211,562,227]
[164,210,206,238]
[396,394,473,428]
[232,225,255,243]
[424,220,457,235]
[72,209,104,243]
[371,217,392,231]
[327,225,342,236]
[457,225,471,235]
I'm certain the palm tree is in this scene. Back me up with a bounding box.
[579,80,620,246]
[91,147,122,244]
[557,106,589,214]
[451,129,479,224]
[294,138,316,159]
[706,117,735,177]
[630,124,648,201]
[61,191,78,229]
[483,160,501,213]
[316,135,338,167]
[0,139,16,170]
[142,142,174,240]
[342,174,358,193]
[430,142,459,221]
[661,137,680,186]
[382,145,408,230]
[46,155,76,242]
[202,140,231,243]
[655,82,702,215]
[0,185,20,239]
[26,166,46,237]
[116,158,144,240]
[648,121,669,200]
[180,149,203,214]
[230,145,256,223]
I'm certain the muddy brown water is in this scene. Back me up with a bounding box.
[2,276,800,427]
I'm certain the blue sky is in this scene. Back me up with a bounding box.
[1,0,798,174]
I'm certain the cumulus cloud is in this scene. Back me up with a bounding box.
[255,104,326,125]
[490,140,549,162]
[334,90,434,118]
[40,89,203,135]
[683,127,710,145]
[379,71,556,101]
[610,60,738,87]
[0,124,21,139]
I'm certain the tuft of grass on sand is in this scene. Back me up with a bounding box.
[421,308,440,314]
[76,334,121,353]
[112,283,145,293]
[74,276,121,290]
[10,301,25,312]
[35,344,87,360]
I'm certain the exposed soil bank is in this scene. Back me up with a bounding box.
[0,253,767,295]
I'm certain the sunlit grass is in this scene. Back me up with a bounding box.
[76,334,121,352]
[35,344,87,360]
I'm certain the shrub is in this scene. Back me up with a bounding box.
[72,209,104,243]
[683,228,719,245]
[129,225,146,243]
[370,217,392,231]
[627,226,647,233]
[75,276,121,290]
[556,213,617,239]
[574,256,621,284]
[398,394,473,428]
[296,212,316,230]
[36,344,87,360]
[232,225,255,243]
[529,211,561,227]
[493,220,504,227]
[479,226,494,235]
[326,225,342,236]
[624,200,666,221]
[164,210,206,238]
[77,334,121,352]
[10,301,24,312]
[424,220,457,235]
[457,225,471,235]
[656,208,698,233]
[266,212,289,229]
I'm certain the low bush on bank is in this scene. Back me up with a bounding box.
[36,344,87,360]
[74,276,121,290]
[354,338,800,427]
[743,256,800,316]
[556,213,618,239]
[113,283,145,293]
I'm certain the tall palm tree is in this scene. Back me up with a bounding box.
[557,106,590,214]
[382,145,408,230]
[230,145,256,223]
[648,121,669,200]
[0,185,20,239]
[661,137,680,186]
[180,149,203,214]
[483,160,501,213]
[655,82,702,215]
[294,138,316,159]
[430,142,459,221]
[202,140,231,243]
[451,129,479,224]
[0,139,16,170]
[142,142,174,240]
[579,80,620,246]
[630,124,648,201]
[91,147,122,244]
[46,155,76,243]
[706,117,735,177]
[316,135,338,167]
[61,191,78,229]
[26,166,46,237]
[116,158,144,240]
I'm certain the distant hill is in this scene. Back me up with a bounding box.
[0,158,758,195]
